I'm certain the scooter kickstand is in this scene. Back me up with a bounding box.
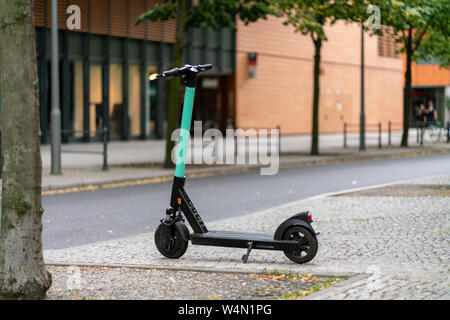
[241,241,253,264]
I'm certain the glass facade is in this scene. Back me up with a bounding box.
[128,64,141,137]
[34,24,235,144]
[147,66,158,136]
[71,61,84,137]
[89,64,103,136]
[109,63,123,138]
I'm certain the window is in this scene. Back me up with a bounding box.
[147,66,158,136]
[128,65,141,137]
[109,63,123,137]
[71,61,84,137]
[89,64,103,137]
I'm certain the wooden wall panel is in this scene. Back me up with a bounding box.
[146,0,163,42]
[129,0,146,39]
[110,0,127,37]
[33,0,176,42]
[34,0,47,27]
[90,0,109,35]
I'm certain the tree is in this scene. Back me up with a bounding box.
[416,1,450,68]
[136,0,276,168]
[276,0,365,155]
[372,0,449,147]
[0,1,52,299]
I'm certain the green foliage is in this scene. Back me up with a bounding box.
[135,0,276,30]
[273,0,369,155]
[275,0,368,42]
[416,0,450,68]
[372,0,449,66]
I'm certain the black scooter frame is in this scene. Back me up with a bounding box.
[156,64,319,264]
[167,176,317,261]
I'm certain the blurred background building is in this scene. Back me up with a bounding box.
[30,0,448,144]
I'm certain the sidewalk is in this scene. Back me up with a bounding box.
[44,174,450,299]
[38,130,449,190]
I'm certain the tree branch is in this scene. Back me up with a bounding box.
[413,25,428,52]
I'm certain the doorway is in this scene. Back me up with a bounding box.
[193,75,235,133]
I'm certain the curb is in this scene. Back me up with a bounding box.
[45,261,356,278]
[40,147,449,195]
[301,273,371,300]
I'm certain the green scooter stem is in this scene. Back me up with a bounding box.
[175,86,196,178]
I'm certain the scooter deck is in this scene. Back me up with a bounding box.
[190,230,297,251]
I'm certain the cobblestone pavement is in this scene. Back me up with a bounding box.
[44,174,450,299]
[46,265,338,300]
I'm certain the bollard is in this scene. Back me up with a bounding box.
[234,128,238,159]
[378,123,382,149]
[0,129,2,179]
[102,126,108,171]
[277,124,281,154]
[377,123,382,148]
[420,126,424,146]
[388,121,392,146]
[343,122,347,148]
[447,121,450,143]
[417,126,420,143]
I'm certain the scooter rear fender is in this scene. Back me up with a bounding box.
[273,211,316,240]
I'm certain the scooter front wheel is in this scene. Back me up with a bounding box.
[155,223,188,259]
[283,226,318,264]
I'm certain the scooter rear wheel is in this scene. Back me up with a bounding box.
[155,224,188,259]
[283,226,318,264]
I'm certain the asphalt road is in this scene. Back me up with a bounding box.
[41,153,449,250]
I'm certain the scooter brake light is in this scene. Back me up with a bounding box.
[308,213,313,222]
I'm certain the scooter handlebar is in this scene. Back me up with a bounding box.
[159,64,213,78]
[197,64,213,71]
[161,68,181,78]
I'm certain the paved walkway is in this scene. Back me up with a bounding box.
[40,130,424,168]
[44,174,450,299]
[36,130,449,190]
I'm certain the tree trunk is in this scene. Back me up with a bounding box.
[311,38,322,155]
[164,0,187,168]
[401,30,413,147]
[0,0,52,299]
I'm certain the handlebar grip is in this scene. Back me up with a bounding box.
[197,64,213,71]
[161,68,180,77]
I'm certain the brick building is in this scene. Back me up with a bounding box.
[24,1,405,144]
[235,19,403,134]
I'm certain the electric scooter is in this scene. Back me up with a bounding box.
[151,64,319,264]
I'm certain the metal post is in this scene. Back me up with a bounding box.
[344,122,347,148]
[277,124,281,155]
[447,121,449,143]
[51,0,62,174]
[378,123,382,149]
[102,127,108,171]
[0,129,2,179]
[388,121,392,146]
[359,24,366,151]
[234,132,238,159]
[420,126,424,146]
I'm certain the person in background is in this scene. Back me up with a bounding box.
[415,102,426,124]
[424,100,438,126]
